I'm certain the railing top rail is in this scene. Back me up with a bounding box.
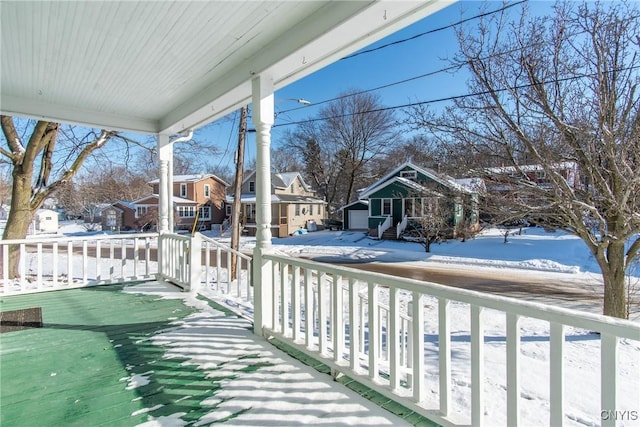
[1,232,158,245]
[200,234,252,261]
[263,252,640,339]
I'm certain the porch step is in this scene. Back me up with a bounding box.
[382,227,398,240]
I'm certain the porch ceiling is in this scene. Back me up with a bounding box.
[1,1,453,135]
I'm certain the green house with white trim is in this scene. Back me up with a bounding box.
[354,162,482,239]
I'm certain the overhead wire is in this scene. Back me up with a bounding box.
[273,65,640,129]
[277,0,528,116]
[341,0,526,60]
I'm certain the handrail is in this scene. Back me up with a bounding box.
[396,214,408,239]
[377,215,392,239]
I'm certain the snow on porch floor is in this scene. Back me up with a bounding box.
[0,282,432,427]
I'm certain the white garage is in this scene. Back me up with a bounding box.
[349,210,368,229]
[342,200,369,230]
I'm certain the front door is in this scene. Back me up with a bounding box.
[278,204,288,237]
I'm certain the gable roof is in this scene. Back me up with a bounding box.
[359,176,444,200]
[148,174,229,187]
[360,162,475,199]
[241,171,312,192]
[133,194,197,205]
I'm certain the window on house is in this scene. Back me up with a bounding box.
[178,206,195,218]
[198,206,211,220]
[405,198,414,217]
[295,204,300,215]
[106,211,116,226]
[225,204,232,216]
[382,199,392,216]
[310,204,313,215]
[180,183,187,198]
[136,206,148,218]
[204,184,210,198]
[291,184,295,194]
[249,181,255,193]
[400,170,417,180]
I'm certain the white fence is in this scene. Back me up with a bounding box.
[262,253,640,427]
[0,233,157,295]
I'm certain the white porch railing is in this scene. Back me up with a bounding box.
[377,215,392,239]
[261,253,640,427]
[157,233,252,311]
[3,232,639,426]
[198,234,253,310]
[397,214,408,239]
[0,233,157,295]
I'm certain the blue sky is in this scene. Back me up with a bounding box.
[198,1,552,171]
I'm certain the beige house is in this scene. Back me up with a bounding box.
[228,171,326,237]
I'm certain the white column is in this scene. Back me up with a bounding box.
[252,75,275,249]
[252,74,275,336]
[157,134,173,233]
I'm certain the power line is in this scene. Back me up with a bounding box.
[341,0,526,60]
[273,65,640,129]
[276,42,546,119]
[277,2,530,118]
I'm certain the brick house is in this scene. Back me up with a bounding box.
[102,174,228,232]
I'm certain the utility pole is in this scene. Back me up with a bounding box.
[230,105,247,279]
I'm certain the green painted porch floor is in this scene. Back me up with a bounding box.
[0,284,201,426]
[1,284,437,427]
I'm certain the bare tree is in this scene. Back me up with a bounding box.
[0,117,128,278]
[406,2,640,318]
[404,195,449,253]
[284,90,399,215]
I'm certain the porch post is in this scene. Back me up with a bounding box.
[157,134,173,233]
[252,74,275,337]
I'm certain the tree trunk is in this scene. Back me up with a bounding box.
[600,241,628,319]
[2,170,35,279]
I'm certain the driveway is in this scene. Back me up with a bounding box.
[329,260,605,313]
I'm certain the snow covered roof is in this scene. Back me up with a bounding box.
[148,174,229,187]
[454,177,486,193]
[485,161,578,174]
[361,162,474,196]
[242,171,312,192]
[133,194,197,205]
[359,176,444,200]
[226,194,325,204]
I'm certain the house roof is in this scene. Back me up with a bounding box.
[359,176,444,200]
[148,174,229,187]
[242,171,312,192]
[338,200,369,211]
[133,194,197,205]
[272,172,311,191]
[360,162,474,198]
[226,194,325,204]
[1,1,452,135]
[484,161,578,175]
